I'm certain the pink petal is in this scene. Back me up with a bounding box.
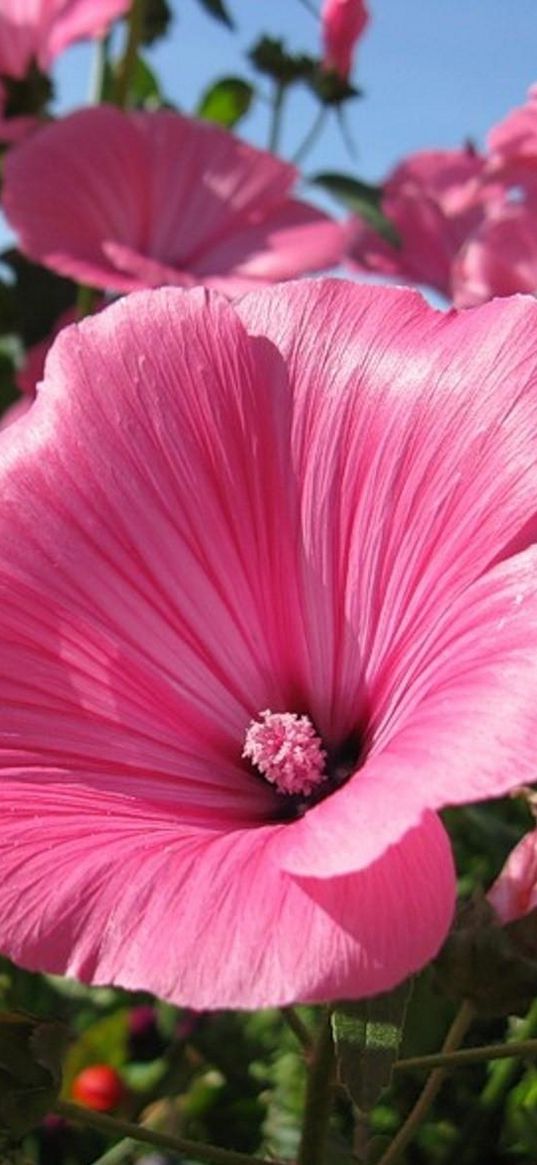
[0,778,454,1007]
[238,281,537,745]
[453,207,537,307]
[488,830,537,924]
[3,107,346,294]
[278,546,537,877]
[0,0,129,78]
[0,288,313,824]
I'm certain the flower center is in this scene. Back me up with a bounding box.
[242,709,327,797]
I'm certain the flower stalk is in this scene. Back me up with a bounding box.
[115,0,145,107]
[376,1000,475,1165]
[56,1101,284,1165]
[296,1009,336,1165]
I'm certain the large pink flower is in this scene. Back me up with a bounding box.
[2,106,349,296]
[0,0,129,79]
[347,147,499,301]
[321,0,369,80]
[2,281,537,1009]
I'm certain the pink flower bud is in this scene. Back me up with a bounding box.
[321,0,369,80]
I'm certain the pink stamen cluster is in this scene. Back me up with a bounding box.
[243,709,327,796]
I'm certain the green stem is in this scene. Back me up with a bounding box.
[291,107,327,166]
[280,1006,313,1051]
[376,1001,475,1165]
[88,35,109,105]
[445,998,537,1165]
[76,284,97,320]
[56,1101,284,1165]
[268,82,286,153]
[87,1137,136,1165]
[115,0,144,108]
[296,1010,335,1165]
[395,1036,537,1074]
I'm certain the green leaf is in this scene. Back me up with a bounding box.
[1,250,76,348]
[0,1012,68,1138]
[139,0,172,45]
[197,77,253,128]
[101,53,163,108]
[249,37,315,86]
[194,0,234,29]
[332,981,412,1112]
[311,172,401,247]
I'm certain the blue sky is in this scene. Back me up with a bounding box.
[54,0,537,184]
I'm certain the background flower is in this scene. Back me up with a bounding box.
[2,106,349,295]
[0,0,130,79]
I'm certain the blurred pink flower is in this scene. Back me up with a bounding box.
[347,147,501,301]
[321,0,369,80]
[1,281,537,1008]
[350,86,537,307]
[0,0,129,79]
[488,832,537,924]
[3,106,349,296]
[453,86,537,305]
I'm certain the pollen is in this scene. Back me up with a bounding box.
[243,709,327,797]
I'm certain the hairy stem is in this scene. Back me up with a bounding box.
[376,1001,475,1165]
[280,1006,313,1051]
[296,1010,335,1165]
[57,1101,284,1165]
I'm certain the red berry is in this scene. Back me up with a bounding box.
[71,1064,125,1112]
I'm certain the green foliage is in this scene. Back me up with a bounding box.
[194,0,234,30]
[0,249,76,348]
[332,981,412,1113]
[196,77,253,127]
[139,0,172,45]
[0,1012,68,1141]
[248,37,314,87]
[311,172,401,245]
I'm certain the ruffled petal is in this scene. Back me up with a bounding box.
[0,779,454,1007]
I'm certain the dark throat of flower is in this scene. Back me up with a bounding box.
[242,709,362,822]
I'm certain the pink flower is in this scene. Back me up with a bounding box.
[452,87,537,305]
[487,84,537,189]
[347,147,499,301]
[1,281,537,1008]
[321,0,369,80]
[0,0,130,79]
[453,206,537,307]
[488,832,537,924]
[2,106,349,296]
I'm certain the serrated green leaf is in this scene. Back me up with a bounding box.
[197,77,253,128]
[194,0,234,29]
[311,172,401,247]
[332,981,412,1112]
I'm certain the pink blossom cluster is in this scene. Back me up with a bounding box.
[350,84,537,306]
